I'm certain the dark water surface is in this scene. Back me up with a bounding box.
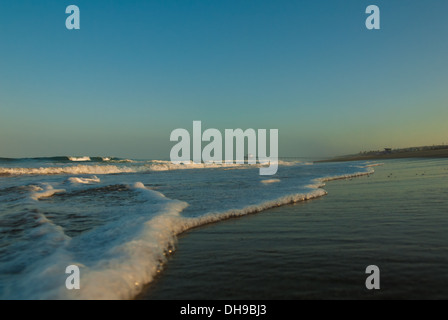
[140,159,448,299]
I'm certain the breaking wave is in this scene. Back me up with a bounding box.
[0,160,307,176]
[0,154,378,300]
[68,157,91,162]
[30,184,66,201]
[3,167,372,300]
[68,176,101,184]
[0,156,125,163]
[0,165,139,176]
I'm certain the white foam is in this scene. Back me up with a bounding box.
[29,185,44,192]
[147,160,301,172]
[52,184,328,300]
[2,211,73,300]
[4,165,374,300]
[118,159,135,163]
[365,163,384,167]
[148,160,254,171]
[68,176,101,184]
[30,214,70,243]
[24,183,189,300]
[0,159,305,177]
[31,184,66,201]
[319,170,373,183]
[69,157,91,162]
[0,165,139,176]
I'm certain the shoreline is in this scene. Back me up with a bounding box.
[317,148,448,162]
[133,169,374,300]
[137,158,448,299]
[136,167,377,300]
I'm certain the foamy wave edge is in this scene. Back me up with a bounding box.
[50,168,374,300]
[0,165,138,176]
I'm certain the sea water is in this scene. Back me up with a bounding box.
[139,158,448,299]
[0,156,374,299]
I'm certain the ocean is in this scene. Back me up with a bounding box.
[0,156,374,299]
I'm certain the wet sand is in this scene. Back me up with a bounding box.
[137,159,448,300]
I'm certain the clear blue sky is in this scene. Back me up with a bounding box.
[1,0,447,159]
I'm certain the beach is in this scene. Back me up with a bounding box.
[1,157,447,299]
[2,0,448,304]
[0,157,372,299]
[320,148,448,162]
[138,158,448,300]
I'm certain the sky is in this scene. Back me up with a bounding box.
[0,0,447,159]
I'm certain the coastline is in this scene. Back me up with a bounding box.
[318,148,448,162]
[137,158,448,300]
